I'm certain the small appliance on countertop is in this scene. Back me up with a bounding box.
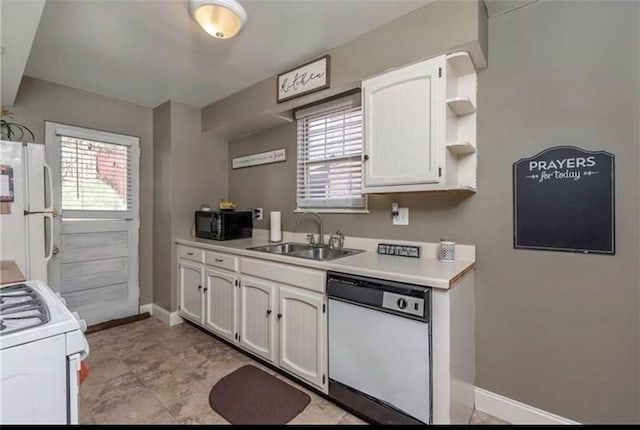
[195,210,253,240]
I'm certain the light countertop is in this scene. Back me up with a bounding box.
[175,236,475,290]
[0,260,26,286]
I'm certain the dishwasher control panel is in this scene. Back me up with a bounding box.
[382,292,424,318]
[327,271,430,321]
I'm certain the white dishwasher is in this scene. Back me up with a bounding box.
[327,272,432,425]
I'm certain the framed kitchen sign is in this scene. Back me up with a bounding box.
[277,55,330,103]
[232,148,286,169]
[513,146,615,254]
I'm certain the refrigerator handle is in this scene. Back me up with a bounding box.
[44,160,54,212]
[44,213,54,262]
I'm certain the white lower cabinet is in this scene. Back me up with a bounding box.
[278,285,326,388]
[178,259,204,324]
[239,277,327,390]
[204,268,238,343]
[239,275,278,363]
[177,246,328,392]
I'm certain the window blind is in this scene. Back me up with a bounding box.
[296,100,364,210]
[60,136,133,214]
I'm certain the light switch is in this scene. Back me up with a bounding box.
[393,207,409,225]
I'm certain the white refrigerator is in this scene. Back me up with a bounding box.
[0,140,54,282]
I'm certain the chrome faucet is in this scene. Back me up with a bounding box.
[296,212,324,246]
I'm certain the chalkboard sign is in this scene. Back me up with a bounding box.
[513,146,614,254]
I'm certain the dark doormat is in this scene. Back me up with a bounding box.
[208,365,311,424]
[85,312,150,334]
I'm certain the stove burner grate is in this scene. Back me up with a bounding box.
[0,283,50,335]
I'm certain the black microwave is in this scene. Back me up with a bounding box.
[195,210,253,241]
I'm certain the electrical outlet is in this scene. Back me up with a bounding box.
[393,207,409,225]
[253,208,263,221]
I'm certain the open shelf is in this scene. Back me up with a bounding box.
[446,52,475,77]
[446,141,476,155]
[447,97,476,116]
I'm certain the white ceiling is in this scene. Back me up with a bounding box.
[23,0,432,108]
[0,0,46,106]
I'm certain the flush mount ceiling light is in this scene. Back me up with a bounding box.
[189,0,247,40]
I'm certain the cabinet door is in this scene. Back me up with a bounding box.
[178,260,204,323]
[278,285,326,389]
[204,268,237,342]
[239,276,277,363]
[363,56,445,188]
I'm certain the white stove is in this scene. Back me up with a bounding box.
[0,283,50,335]
[0,280,89,424]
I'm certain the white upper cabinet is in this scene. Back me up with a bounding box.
[363,55,445,189]
[362,52,477,193]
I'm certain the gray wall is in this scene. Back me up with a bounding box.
[228,1,640,423]
[152,101,171,311]
[153,101,228,312]
[11,76,155,305]
[475,1,638,423]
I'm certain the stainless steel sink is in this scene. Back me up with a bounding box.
[248,242,310,255]
[247,242,363,261]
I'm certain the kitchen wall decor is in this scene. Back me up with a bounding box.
[377,243,421,258]
[513,146,615,254]
[232,148,286,169]
[0,165,15,202]
[277,55,330,103]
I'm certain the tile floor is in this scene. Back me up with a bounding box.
[80,317,508,425]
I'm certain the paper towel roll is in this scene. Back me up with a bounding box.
[270,211,282,242]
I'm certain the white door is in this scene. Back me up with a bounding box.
[45,122,140,325]
[363,56,445,188]
[178,260,204,323]
[239,275,277,363]
[204,267,237,342]
[278,285,326,388]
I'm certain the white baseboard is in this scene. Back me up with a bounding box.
[139,303,153,315]
[475,387,580,425]
[145,303,183,327]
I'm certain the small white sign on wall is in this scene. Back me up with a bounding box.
[232,148,287,169]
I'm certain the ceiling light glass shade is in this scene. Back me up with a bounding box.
[189,0,247,39]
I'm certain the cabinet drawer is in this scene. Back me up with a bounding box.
[178,246,204,263]
[240,258,325,293]
[206,251,238,272]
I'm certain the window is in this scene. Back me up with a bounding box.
[53,124,139,219]
[296,95,365,211]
